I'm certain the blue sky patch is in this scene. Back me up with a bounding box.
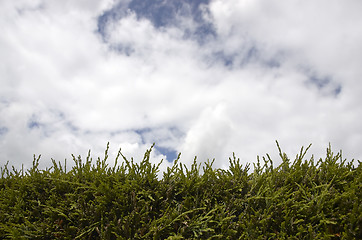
[128,0,211,28]
[97,0,215,45]
[134,127,152,144]
[128,0,179,28]
[134,127,182,162]
[97,1,129,39]
[155,145,178,162]
[128,0,216,44]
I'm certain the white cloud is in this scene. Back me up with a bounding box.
[207,0,362,160]
[1,0,361,175]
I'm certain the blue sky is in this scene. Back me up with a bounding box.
[1,0,362,172]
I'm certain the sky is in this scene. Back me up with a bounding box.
[1,0,362,174]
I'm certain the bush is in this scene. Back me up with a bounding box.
[0,142,361,239]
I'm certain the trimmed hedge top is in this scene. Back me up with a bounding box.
[0,142,361,239]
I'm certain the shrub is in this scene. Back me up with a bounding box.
[0,142,361,239]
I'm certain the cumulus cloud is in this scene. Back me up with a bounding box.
[1,0,361,174]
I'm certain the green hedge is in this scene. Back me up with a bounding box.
[0,142,361,239]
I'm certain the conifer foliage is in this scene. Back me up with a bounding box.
[0,142,361,239]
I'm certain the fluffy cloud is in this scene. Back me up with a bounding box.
[1,0,361,174]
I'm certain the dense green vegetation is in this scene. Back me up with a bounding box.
[0,142,361,239]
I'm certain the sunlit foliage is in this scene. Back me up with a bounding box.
[0,142,361,239]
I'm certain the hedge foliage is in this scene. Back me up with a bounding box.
[0,142,361,239]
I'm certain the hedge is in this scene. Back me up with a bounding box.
[0,142,361,239]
